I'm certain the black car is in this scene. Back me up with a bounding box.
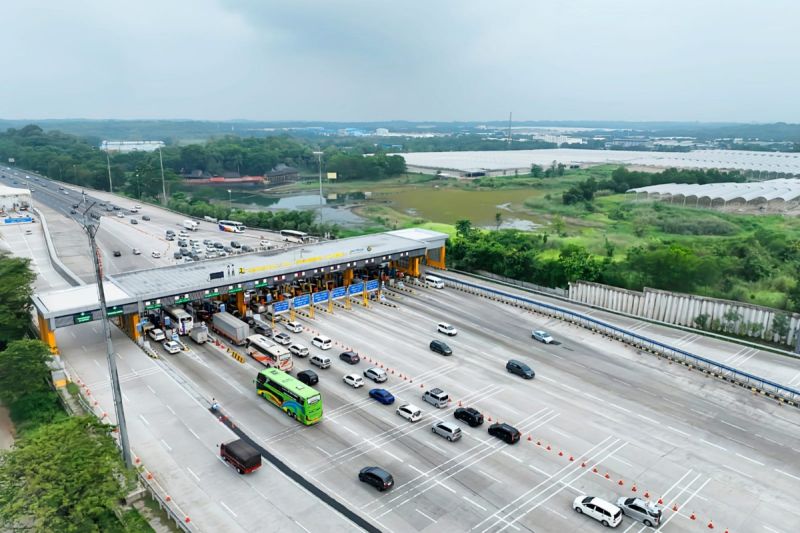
[173,251,182,260]
[454,407,484,427]
[180,247,190,256]
[339,350,360,364]
[488,422,521,444]
[130,219,138,225]
[214,242,224,249]
[112,205,120,210]
[429,339,452,356]
[142,215,151,221]
[90,212,101,220]
[69,209,77,214]
[358,466,394,492]
[297,369,318,386]
[231,241,242,249]
[113,250,122,257]
[506,359,535,379]
[71,203,79,208]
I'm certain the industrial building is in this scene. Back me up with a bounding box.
[628,178,800,207]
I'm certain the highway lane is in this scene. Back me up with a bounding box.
[153,283,800,532]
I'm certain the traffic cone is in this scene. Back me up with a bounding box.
[569,456,574,461]
[527,435,532,441]
[185,517,191,524]
[592,467,598,473]
[632,485,637,492]
[558,451,563,456]
[165,495,171,502]
[690,512,696,520]
[604,472,610,479]
[581,461,586,467]
[618,479,624,486]
[536,440,541,446]
[458,400,462,407]
[488,416,492,422]
[546,444,551,451]
[672,504,678,512]
[708,521,714,529]
[658,498,663,505]
[644,491,650,498]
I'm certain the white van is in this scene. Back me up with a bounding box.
[183,220,199,231]
[312,335,332,350]
[422,388,449,408]
[310,354,331,368]
[424,274,445,289]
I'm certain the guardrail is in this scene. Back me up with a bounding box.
[438,273,800,407]
[32,207,85,287]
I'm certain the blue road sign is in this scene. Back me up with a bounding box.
[312,291,329,304]
[293,294,310,309]
[366,279,379,292]
[273,300,290,313]
[349,283,364,295]
[331,286,347,300]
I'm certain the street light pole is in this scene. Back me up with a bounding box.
[81,204,131,468]
[158,147,167,206]
[227,189,232,211]
[106,151,113,193]
[313,151,324,224]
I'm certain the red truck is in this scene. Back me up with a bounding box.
[220,439,262,474]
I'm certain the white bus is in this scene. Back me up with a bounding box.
[246,335,293,371]
[218,220,246,233]
[280,229,309,244]
[165,306,194,335]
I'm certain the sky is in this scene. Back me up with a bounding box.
[1,0,798,122]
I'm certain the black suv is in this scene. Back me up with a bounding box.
[358,466,394,492]
[297,369,318,386]
[429,339,452,356]
[454,407,484,427]
[231,241,242,249]
[488,422,521,444]
[339,350,360,364]
[506,359,535,379]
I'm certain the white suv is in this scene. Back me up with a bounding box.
[343,374,364,388]
[437,322,458,336]
[573,496,622,528]
[396,403,422,422]
[285,321,303,333]
[289,343,309,357]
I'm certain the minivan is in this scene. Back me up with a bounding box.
[422,388,449,408]
[506,359,535,379]
[574,496,623,528]
[431,421,462,441]
[339,350,360,364]
[310,354,331,369]
[430,340,452,356]
[312,335,332,350]
[424,274,445,289]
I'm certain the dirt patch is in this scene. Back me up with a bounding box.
[0,403,16,450]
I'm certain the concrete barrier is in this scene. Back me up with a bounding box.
[32,207,85,287]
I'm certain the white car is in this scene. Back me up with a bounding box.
[116,212,125,218]
[532,330,554,344]
[151,251,162,258]
[162,340,181,354]
[396,403,423,422]
[343,374,364,388]
[289,343,309,357]
[132,248,141,255]
[437,322,457,336]
[148,328,165,342]
[285,321,303,333]
[273,333,292,345]
[134,204,141,209]
[573,495,623,528]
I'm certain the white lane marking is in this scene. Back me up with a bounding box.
[187,467,200,481]
[426,441,446,454]
[721,419,747,431]
[188,428,200,440]
[138,414,150,426]
[608,402,632,414]
[294,520,312,533]
[755,434,783,446]
[160,439,172,452]
[735,453,765,466]
[721,464,752,478]
[501,450,523,463]
[416,509,437,523]
[479,469,502,484]
[735,351,758,368]
[667,426,691,437]
[560,383,580,393]
[636,414,659,424]
[763,526,783,533]
[775,469,800,482]
[610,456,633,467]
[383,450,404,463]
[690,408,712,417]
[315,446,332,458]
[661,396,683,407]
[528,464,550,476]
[788,371,800,387]
[546,508,567,519]
[701,439,727,451]
[437,480,456,494]
[584,393,606,403]
[463,496,487,512]
[146,385,156,394]
[220,500,238,518]
[549,428,571,439]
[408,464,429,477]
[166,405,175,415]
[343,426,359,437]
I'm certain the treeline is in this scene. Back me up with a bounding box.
[563,166,744,205]
[0,254,139,531]
[448,221,800,313]
[0,125,407,203]
[167,193,338,236]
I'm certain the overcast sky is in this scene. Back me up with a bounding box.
[1,0,797,122]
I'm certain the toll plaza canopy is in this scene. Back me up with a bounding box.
[32,229,448,329]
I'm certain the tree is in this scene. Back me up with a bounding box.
[694,313,710,330]
[551,215,566,237]
[557,245,603,284]
[455,219,473,239]
[0,254,36,350]
[530,164,543,178]
[0,340,52,405]
[0,417,135,532]
[771,313,790,341]
[787,282,800,313]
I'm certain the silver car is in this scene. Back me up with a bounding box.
[431,421,462,441]
[363,367,388,383]
[616,497,662,527]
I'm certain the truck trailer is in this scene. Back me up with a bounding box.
[183,219,199,231]
[189,323,208,344]
[212,311,249,345]
[220,439,261,474]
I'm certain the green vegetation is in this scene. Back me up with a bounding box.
[0,259,145,532]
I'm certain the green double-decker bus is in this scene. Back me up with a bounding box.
[255,368,322,425]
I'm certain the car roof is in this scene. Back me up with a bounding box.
[589,497,620,513]
[399,403,420,411]
[298,369,316,376]
[430,387,444,394]
[362,466,391,478]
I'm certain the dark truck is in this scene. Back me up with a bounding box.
[220,439,262,474]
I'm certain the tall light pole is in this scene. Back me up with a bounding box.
[227,189,232,211]
[313,151,324,224]
[105,150,113,193]
[81,203,131,468]
[158,146,167,206]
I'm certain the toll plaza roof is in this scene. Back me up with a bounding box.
[386,228,448,250]
[33,230,448,325]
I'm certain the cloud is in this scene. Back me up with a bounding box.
[0,0,797,121]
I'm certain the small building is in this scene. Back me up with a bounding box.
[265,164,300,185]
[0,185,33,223]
